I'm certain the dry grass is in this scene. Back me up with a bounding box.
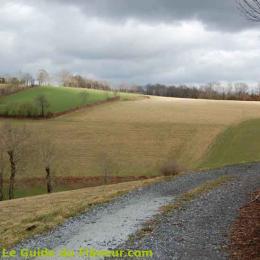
[0,177,163,248]
[1,96,260,182]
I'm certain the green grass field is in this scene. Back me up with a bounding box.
[199,118,260,169]
[0,86,116,116]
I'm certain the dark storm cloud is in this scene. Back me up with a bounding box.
[49,0,255,31]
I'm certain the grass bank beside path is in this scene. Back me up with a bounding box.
[0,177,163,249]
[199,119,260,169]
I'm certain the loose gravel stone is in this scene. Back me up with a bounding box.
[116,163,260,260]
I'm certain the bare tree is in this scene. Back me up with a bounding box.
[0,123,29,199]
[234,82,249,100]
[238,0,260,21]
[0,150,5,201]
[21,73,34,87]
[35,94,50,117]
[256,83,260,95]
[59,70,73,87]
[113,89,119,97]
[98,152,117,185]
[39,140,56,193]
[37,69,50,86]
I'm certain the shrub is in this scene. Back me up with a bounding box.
[79,91,89,105]
[34,94,50,117]
[45,111,54,118]
[5,103,19,116]
[18,102,39,117]
[160,160,181,176]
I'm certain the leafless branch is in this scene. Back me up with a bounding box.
[39,139,56,193]
[0,123,29,199]
[237,0,260,22]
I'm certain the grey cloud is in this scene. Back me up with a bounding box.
[1,0,260,85]
[46,0,257,31]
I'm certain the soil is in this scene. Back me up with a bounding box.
[229,191,260,260]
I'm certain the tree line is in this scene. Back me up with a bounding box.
[59,71,111,90]
[2,70,260,102]
[131,83,260,101]
[0,69,111,93]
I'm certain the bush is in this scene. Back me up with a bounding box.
[5,103,19,116]
[18,102,39,117]
[45,111,54,118]
[160,160,181,176]
[79,91,89,105]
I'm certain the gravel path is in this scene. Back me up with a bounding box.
[3,163,260,260]
[116,163,260,260]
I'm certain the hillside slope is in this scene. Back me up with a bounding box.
[1,96,260,198]
[200,118,260,169]
[0,86,116,116]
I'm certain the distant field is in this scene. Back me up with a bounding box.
[0,86,117,116]
[200,118,260,169]
[1,96,260,198]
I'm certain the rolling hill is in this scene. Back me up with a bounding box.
[0,86,116,116]
[1,91,260,198]
[200,118,260,169]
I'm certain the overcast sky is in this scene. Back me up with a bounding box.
[0,0,260,85]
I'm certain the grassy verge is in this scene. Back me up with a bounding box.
[199,119,260,169]
[1,176,157,200]
[0,177,163,248]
